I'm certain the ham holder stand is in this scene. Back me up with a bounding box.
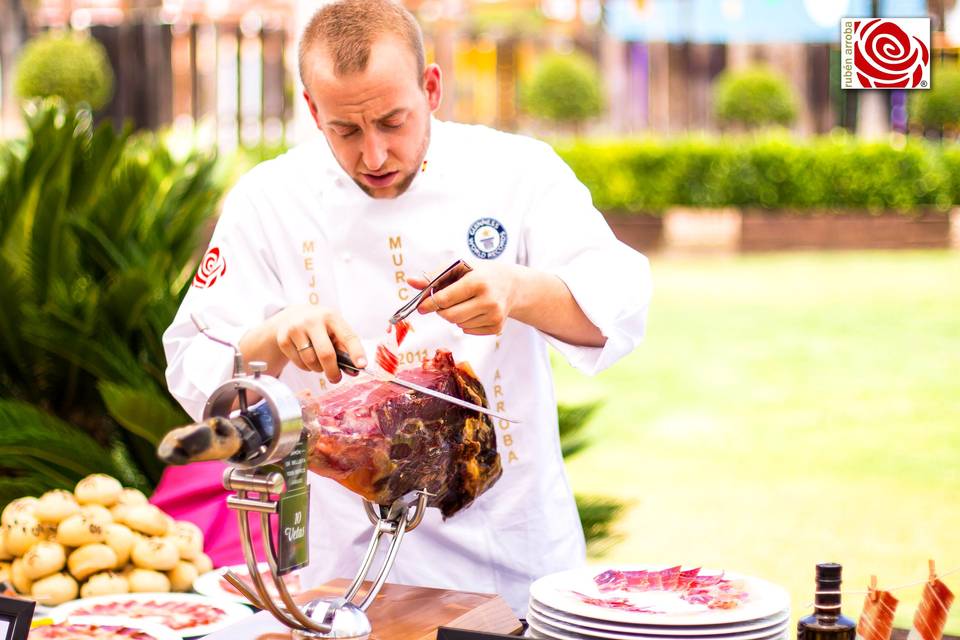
[190,316,519,640]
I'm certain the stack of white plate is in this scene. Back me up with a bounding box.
[527,566,791,640]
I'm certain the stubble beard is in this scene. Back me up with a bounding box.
[355,119,432,200]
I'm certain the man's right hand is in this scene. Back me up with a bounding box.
[238,305,367,383]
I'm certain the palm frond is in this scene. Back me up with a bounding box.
[576,494,630,557]
[98,382,189,446]
[558,401,603,460]
[0,400,132,485]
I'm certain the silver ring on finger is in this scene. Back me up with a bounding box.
[297,342,313,352]
[429,288,445,311]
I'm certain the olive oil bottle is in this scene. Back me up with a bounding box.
[797,563,856,640]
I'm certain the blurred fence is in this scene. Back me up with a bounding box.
[91,15,292,149]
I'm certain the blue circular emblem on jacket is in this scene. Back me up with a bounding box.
[467,218,508,260]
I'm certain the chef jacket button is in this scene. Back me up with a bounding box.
[342,252,351,262]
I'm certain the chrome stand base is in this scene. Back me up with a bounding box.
[291,598,371,640]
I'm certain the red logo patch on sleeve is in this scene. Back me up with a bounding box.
[193,246,227,288]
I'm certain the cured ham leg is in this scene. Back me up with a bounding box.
[158,350,502,518]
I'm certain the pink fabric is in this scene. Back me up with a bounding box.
[150,461,268,567]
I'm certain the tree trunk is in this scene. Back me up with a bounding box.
[0,0,29,137]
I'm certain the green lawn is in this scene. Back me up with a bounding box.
[552,250,960,634]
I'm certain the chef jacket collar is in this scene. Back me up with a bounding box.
[326,116,446,199]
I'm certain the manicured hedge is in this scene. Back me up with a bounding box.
[555,135,960,214]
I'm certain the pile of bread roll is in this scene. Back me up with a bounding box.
[0,474,214,605]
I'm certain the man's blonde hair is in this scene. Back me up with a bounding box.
[298,0,426,86]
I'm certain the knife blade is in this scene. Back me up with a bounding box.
[335,351,520,423]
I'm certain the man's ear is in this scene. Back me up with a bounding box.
[303,89,322,129]
[423,64,442,112]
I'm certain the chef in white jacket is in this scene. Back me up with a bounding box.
[163,0,651,616]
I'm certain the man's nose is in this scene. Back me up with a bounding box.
[362,132,388,170]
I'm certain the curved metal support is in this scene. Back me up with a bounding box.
[357,517,406,611]
[260,511,334,635]
[403,491,430,532]
[222,570,268,610]
[343,525,387,603]
[345,490,430,611]
[235,493,308,632]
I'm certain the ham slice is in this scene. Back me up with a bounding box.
[907,577,954,640]
[590,567,748,611]
[856,585,898,640]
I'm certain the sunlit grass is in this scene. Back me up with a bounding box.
[553,250,960,634]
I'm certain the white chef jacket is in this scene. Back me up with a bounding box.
[163,118,652,615]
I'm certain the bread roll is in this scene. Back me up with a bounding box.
[78,504,113,524]
[5,514,43,556]
[34,490,80,524]
[170,521,204,561]
[75,474,123,506]
[56,513,106,547]
[127,568,171,593]
[22,541,66,580]
[10,558,33,594]
[80,571,130,598]
[0,561,9,583]
[191,551,214,575]
[68,543,118,581]
[37,521,58,541]
[1,497,37,527]
[31,572,78,605]
[103,522,136,568]
[167,561,199,592]
[0,529,12,561]
[117,488,148,505]
[123,504,169,537]
[131,537,178,571]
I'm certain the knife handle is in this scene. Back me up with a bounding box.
[335,350,362,375]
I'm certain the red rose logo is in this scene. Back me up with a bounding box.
[193,246,227,289]
[853,19,929,88]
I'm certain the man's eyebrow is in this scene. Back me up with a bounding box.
[377,108,406,122]
[327,109,407,128]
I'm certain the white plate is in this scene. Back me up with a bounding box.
[527,609,791,640]
[31,615,181,640]
[192,562,304,605]
[527,613,790,640]
[529,566,791,626]
[49,592,253,638]
[528,599,790,636]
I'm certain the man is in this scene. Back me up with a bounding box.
[163,0,651,615]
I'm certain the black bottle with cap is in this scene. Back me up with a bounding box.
[797,563,856,640]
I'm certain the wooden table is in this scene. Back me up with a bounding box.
[204,579,522,640]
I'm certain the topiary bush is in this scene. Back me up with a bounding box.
[909,65,960,136]
[713,67,797,130]
[15,31,114,110]
[522,51,604,128]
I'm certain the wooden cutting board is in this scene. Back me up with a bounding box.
[207,578,522,640]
